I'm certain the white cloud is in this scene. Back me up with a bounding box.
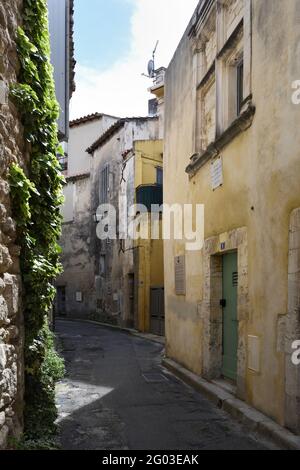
[70,0,199,119]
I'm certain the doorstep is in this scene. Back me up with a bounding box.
[212,378,237,396]
[162,357,300,450]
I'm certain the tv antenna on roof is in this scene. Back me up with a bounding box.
[142,40,159,79]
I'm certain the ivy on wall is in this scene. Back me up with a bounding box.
[9,0,65,444]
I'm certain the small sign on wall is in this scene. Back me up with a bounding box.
[76,291,83,303]
[211,156,223,191]
[248,335,260,373]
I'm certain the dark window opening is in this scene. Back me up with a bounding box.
[100,255,107,277]
[58,154,68,172]
[156,167,163,186]
[237,59,244,115]
[100,165,109,204]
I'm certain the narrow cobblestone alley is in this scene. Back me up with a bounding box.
[55,320,273,451]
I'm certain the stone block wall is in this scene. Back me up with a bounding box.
[224,0,244,40]
[0,0,26,449]
[285,208,300,434]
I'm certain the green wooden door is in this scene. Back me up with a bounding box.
[222,252,238,381]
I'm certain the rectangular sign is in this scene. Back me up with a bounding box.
[211,156,223,191]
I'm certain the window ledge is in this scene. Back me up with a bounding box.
[186,101,256,177]
[217,19,244,61]
[65,172,90,183]
[197,61,215,90]
[62,220,74,226]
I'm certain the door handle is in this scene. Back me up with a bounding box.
[220,299,226,308]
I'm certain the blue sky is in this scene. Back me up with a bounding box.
[71,0,199,119]
[74,0,134,70]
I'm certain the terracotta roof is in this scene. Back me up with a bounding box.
[86,116,158,154]
[69,112,120,128]
[70,113,104,128]
[87,119,125,154]
[65,172,90,183]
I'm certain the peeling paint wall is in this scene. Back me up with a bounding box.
[133,140,164,333]
[90,119,160,327]
[119,153,135,327]
[68,116,117,175]
[57,116,118,318]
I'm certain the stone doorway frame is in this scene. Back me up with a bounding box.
[202,227,248,400]
[285,208,300,434]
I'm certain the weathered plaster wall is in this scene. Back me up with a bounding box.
[57,117,118,318]
[58,175,95,317]
[0,0,25,448]
[225,0,244,40]
[120,153,136,327]
[164,0,300,430]
[91,127,125,324]
[68,116,117,175]
[286,208,300,434]
[61,116,118,224]
[133,140,164,333]
[91,119,159,327]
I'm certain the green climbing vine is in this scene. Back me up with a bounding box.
[9,0,65,444]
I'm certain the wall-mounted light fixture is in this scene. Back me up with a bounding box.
[93,213,101,223]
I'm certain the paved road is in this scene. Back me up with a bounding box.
[55,320,270,450]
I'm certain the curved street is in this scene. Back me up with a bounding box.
[55,320,272,450]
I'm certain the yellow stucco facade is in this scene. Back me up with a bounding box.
[163,0,300,433]
[133,140,164,334]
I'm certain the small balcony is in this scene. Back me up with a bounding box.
[136,184,163,211]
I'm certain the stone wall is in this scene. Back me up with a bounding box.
[285,208,300,434]
[0,0,25,449]
[201,77,216,149]
[224,0,244,41]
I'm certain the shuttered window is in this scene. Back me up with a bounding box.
[175,256,186,296]
[100,165,109,204]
